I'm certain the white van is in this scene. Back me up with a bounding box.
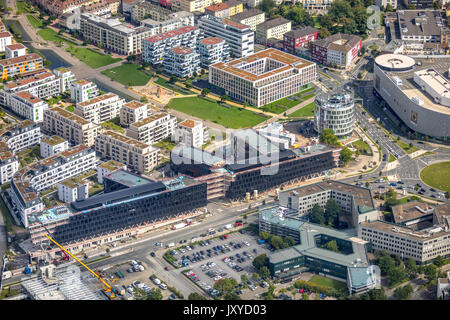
[159,283,167,290]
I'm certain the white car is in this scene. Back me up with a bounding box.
[214,276,222,281]
[186,246,192,251]
[244,241,250,246]
[159,283,167,290]
[152,278,161,285]
[179,249,186,253]
[209,262,216,267]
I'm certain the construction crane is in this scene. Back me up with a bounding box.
[44,234,117,298]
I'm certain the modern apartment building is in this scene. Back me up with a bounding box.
[209,48,316,107]
[5,43,27,59]
[255,17,292,45]
[197,37,230,67]
[58,177,89,203]
[163,46,201,78]
[0,120,42,154]
[142,26,202,65]
[70,79,99,103]
[80,13,153,55]
[97,159,126,184]
[95,130,160,173]
[311,33,362,69]
[198,15,254,57]
[40,136,69,158]
[283,27,319,54]
[9,91,48,123]
[140,11,195,36]
[43,107,100,147]
[230,8,265,31]
[120,100,149,127]
[0,141,19,185]
[74,93,125,124]
[10,145,97,227]
[177,0,223,12]
[0,32,12,52]
[173,119,207,148]
[0,53,44,81]
[127,112,177,145]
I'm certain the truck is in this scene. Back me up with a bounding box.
[224,224,233,230]
[24,266,31,274]
[172,222,187,230]
[166,242,175,248]
[115,270,124,278]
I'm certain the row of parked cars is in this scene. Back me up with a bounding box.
[127,260,145,273]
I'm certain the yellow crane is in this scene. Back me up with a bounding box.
[44,234,117,298]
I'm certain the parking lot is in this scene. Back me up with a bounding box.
[169,230,272,297]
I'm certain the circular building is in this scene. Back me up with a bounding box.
[314,89,355,139]
[374,54,415,72]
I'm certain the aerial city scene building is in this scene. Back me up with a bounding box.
[0,0,449,307]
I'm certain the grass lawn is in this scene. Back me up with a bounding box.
[38,28,77,46]
[388,154,397,163]
[288,102,315,118]
[260,88,315,114]
[420,161,450,192]
[155,77,193,95]
[16,0,33,13]
[101,63,151,86]
[66,46,121,69]
[65,105,75,112]
[352,139,373,156]
[309,275,347,292]
[313,17,322,29]
[396,140,420,154]
[26,15,43,28]
[100,118,125,134]
[153,138,176,151]
[167,96,266,129]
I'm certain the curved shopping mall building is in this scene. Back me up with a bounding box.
[314,89,355,139]
[374,54,450,141]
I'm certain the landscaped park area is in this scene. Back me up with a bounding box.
[420,161,450,192]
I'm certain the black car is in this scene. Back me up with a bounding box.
[150,252,155,257]
[430,188,436,192]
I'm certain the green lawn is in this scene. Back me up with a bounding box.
[38,28,77,46]
[101,63,152,86]
[308,275,347,292]
[396,140,420,154]
[16,0,33,13]
[167,96,267,129]
[65,105,75,112]
[288,102,315,118]
[153,138,176,151]
[26,15,43,28]
[313,17,322,29]
[155,77,193,95]
[420,161,450,192]
[66,46,121,69]
[260,88,315,114]
[100,118,125,134]
[388,154,397,163]
[352,139,373,156]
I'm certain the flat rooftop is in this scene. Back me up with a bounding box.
[50,107,91,126]
[42,135,67,146]
[231,8,264,21]
[99,160,125,171]
[130,112,169,127]
[397,10,444,38]
[60,176,87,189]
[105,169,153,187]
[392,201,435,224]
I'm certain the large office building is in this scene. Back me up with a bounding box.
[0,53,44,81]
[198,15,254,58]
[209,48,316,107]
[95,130,160,173]
[397,10,445,43]
[373,53,450,141]
[260,206,377,294]
[255,17,292,45]
[311,33,362,69]
[314,89,355,139]
[230,8,265,31]
[359,202,450,264]
[126,112,177,145]
[43,107,100,147]
[10,145,97,227]
[80,13,153,55]
[74,93,125,124]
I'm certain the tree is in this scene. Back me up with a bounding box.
[148,288,163,300]
[324,240,339,252]
[201,88,210,96]
[319,128,339,146]
[385,3,394,11]
[140,96,148,103]
[241,274,249,284]
[223,291,242,300]
[324,199,340,227]
[302,293,309,300]
[259,0,276,13]
[310,204,325,225]
[319,14,333,29]
[214,278,238,295]
[387,267,407,287]
[446,191,450,200]
[259,266,270,280]
[394,284,413,300]
[188,292,207,300]
[270,235,284,250]
[253,254,269,271]
[252,273,259,282]
[220,94,229,102]
[377,251,395,275]
[260,231,270,240]
[423,264,437,282]
[318,28,331,39]
[284,236,296,247]
[433,1,441,9]
[365,182,370,188]
[168,76,177,84]
[339,147,353,167]
[433,255,445,268]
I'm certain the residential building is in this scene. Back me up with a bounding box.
[9,91,48,123]
[197,37,230,67]
[0,141,19,185]
[122,0,140,13]
[34,0,107,15]
[173,119,207,148]
[43,107,100,147]
[314,89,355,139]
[97,159,126,184]
[209,48,316,107]
[0,53,44,81]
[52,67,75,93]
[70,79,99,103]
[375,0,397,9]
[283,27,319,54]
[40,136,69,158]
[10,145,97,227]
[402,0,433,9]
[204,1,243,18]
[5,43,27,59]
[198,15,254,57]
[294,0,334,14]
[163,46,201,78]
[373,53,450,141]
[177,0,223,12]
[142,26,202,65]
[131,1,172,21]
[58,177,89,203]
[359,202,450,264]
[230,8,265,31]
[255,17,292,45]
[127,112,177,145]
[140,11,195,36]
[74,93,125,124]
[311,33,362,69]
[0,32,12,52]
[120,100,149,127]
[0,120,41,154]
[95,130,160,173]
[437,271,450,300]
[225,0,243,16]
[245,0,262,7]
[0,20,5,32]
[79,13,153,55]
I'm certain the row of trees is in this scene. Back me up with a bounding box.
[310,199,340,228]
[213,278,241,300]
[259,232,296,250]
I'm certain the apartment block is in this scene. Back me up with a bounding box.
[95,130,160,173]
[10,91,48,123]
[131,1,172,21]
[34,0,103,15]
[141,11,195,36]
[43,107,100,147]
[0,32,12,52]
[10,145,97,227]
[173,119,207,148]
[230,8,265,31]
[198,15,254,57]
[0,53,44,80]
[311,33,362,69]
[163,46,201,78]
[97,159,126,184]
[209,48,316,107]
[0,141,19,185]
[142,25,202,65]
[295,0,334,14]
[283,27,319,54]
[1,120,42,154]
[70,79,99,103]
[80,13,153,55]
[197,37,230,68]
[74,93,125,124]
[58,177,89,203]
[120,100,149,127]
[255,17,292,45]
[40,136,69,158]
[205,2,230,18]
[127,112,177,145]
[177,0,223,12]
[5,43,27,59]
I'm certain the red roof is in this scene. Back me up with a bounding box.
[200,37,223,45]
[0,32,12,38]
[205,2,229,12]
[6,43,26,50]
[223,19,248,30]
[171,46,193,55]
